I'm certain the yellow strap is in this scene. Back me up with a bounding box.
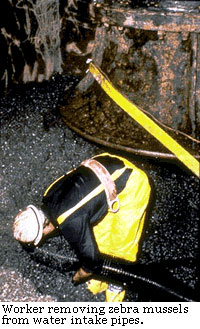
[89,62,200,178]
[57,167,126,225]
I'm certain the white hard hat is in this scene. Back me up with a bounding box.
[13,205,45,246]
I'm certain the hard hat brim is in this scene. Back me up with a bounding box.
[27,205,45,246]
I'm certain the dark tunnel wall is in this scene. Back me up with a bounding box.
[0,0,95,92]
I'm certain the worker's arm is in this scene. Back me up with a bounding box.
[61,213,103,280]
[64,214,102,284]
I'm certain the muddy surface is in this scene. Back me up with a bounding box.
[0,75,199,302]
[61,81,200,158]
[61,1,200,156]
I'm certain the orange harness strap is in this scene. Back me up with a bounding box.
[81,159,120,213]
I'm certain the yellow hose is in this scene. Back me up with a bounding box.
[89,62,200,178]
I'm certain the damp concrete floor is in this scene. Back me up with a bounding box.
[0,76,199,302]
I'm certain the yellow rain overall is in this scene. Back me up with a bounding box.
[88,154,151,301]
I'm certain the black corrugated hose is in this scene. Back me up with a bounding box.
[27,246,198,302]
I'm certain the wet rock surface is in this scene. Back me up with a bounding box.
[0,75,199,302]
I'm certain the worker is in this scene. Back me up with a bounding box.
[13,152,151,302]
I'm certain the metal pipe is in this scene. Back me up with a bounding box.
[64,120,200,160]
